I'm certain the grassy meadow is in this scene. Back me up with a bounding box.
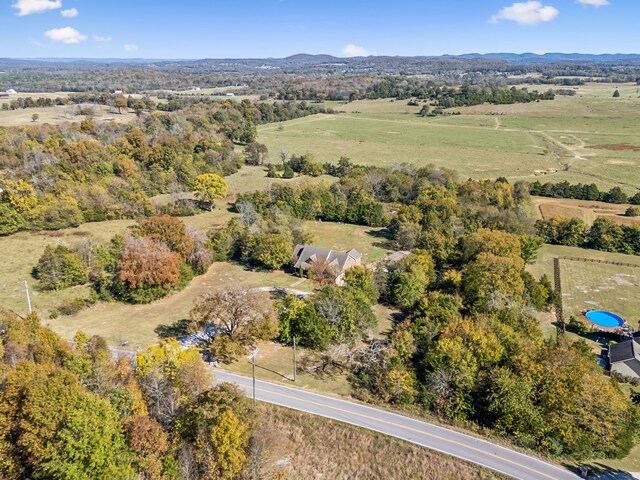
[0,103,136,127]
[0,192,391,348]
[257,404,507,480]
[259,84,640,192]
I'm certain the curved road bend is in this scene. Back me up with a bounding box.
[214,370,579,480]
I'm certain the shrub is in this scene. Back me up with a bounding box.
[34,245,89,291]
[625,206,640,217]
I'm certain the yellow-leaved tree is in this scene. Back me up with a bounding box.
[193,173,227,210]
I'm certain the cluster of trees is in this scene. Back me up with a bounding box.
[0,308,258,479]
[529,180,640,205]
[235,180,388,228]
[209,207,312,270]
[34,215,213,306]
[274,227,637,459]
[277,267,378,350]
[537,216,640,255]
[362,79,555,106]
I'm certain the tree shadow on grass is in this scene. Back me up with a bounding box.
[366,228,396,250]
[155,319,191,339]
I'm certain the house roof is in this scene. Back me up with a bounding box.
[609,339,640,364]
[292,245,361,272]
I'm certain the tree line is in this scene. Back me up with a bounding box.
[537,216,640,255]
[529,180,640,206]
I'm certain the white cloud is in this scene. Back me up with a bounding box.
[491,1,559,25]
[44,27,87,44]
[93,35,112,42]
[577,0,609,6]
[12,0,61,16]
[61,8,78,17]
[341,44,372,57]
[123,44,139,53]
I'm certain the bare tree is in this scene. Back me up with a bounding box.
[190,286,277,343]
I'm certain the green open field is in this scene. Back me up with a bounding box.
[559,259,640,322]
[259,84,640,192]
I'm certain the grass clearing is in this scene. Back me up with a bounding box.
[0,204,391,348]
[0,104,136,127]
[559,259,640,323]
[0,207,234,320]
[256,403,507,480]
[224,165,337,195]
[47,262,310,349]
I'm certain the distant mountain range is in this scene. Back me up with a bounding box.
[450,52,640,64]
[5,52,640,66]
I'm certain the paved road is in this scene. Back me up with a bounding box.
[215,370,580,480]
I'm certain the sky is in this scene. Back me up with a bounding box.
[0,0,638,59]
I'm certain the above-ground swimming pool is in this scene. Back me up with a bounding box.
[585,310,625,329]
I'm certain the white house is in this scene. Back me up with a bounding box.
[6,89,17,95]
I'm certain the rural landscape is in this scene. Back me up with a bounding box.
[1,1,640,479]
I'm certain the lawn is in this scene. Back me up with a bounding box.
[528,244,640,325]
[224,165,337,195]
[559,259,640,323]
[47,262,311,349]
[259,85,640,192]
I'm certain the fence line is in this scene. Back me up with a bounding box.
[553,258,565,337]
[558,256,640,269]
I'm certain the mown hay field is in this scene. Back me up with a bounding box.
[532,196,640,226]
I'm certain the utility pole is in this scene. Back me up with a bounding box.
[24,281,32,315]
[292,336,297,382]
[252,353,256,405]
[248,348,259,406]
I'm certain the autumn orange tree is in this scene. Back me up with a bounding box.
[116,237,181,303]
[137,214,194,258]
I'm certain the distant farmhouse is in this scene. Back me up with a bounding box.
[292,245,362,284]
[608,333,640,379]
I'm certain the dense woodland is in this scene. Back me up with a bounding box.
[0,308,261,480]
[0,98,330,235]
